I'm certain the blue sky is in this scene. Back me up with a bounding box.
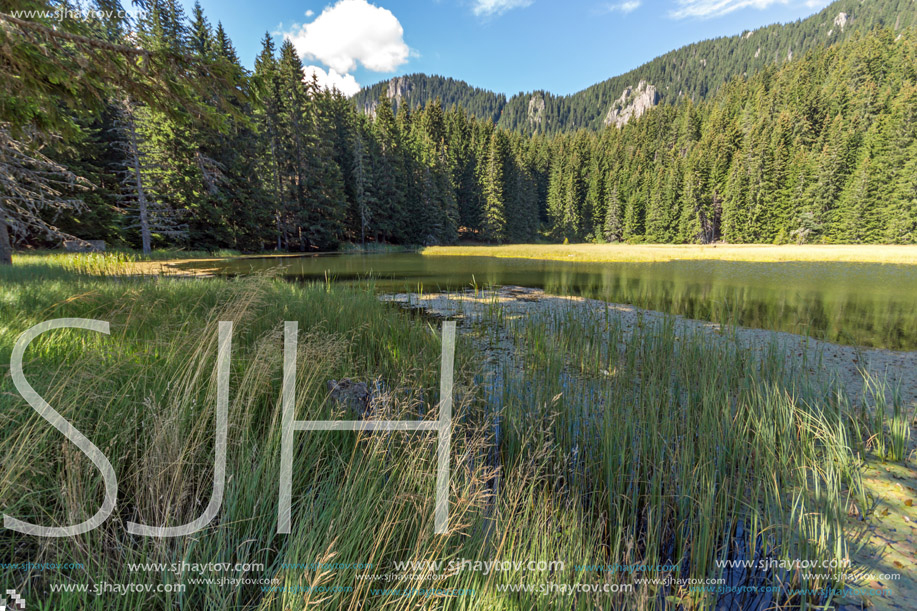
[183,0,833,97]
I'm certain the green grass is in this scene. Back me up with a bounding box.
[0,254,905,609]
[18,248,244,261]
[6,251,244,279]
[423,243,917,265]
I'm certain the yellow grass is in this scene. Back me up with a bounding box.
[423,243,917,264]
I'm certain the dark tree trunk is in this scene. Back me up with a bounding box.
[0,214,12,265]
[125,113,152,254]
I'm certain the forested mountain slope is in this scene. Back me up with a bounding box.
[354,74,507,123]
[541,27,917,245]
[353,0,917,134]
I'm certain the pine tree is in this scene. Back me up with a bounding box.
[835,156,880,243]
[351,124,373,247]
[886,149,917,243]
[0,127,90,264]
[202,22,271,251]
[252,33,285,249]
[603,182,624,243]
[445,107,480,238]
[481,130,507,243]
[371,96,407,242]
[188,2,214,59]
[112,100,187,253]
[806,113,853,240]
[305,82,347,248]
[0,1,235,261]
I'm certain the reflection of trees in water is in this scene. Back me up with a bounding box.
[540,265,915,350]
[209,255,917,350]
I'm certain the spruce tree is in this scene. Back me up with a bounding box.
[481,130,507,243]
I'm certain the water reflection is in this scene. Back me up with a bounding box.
[174,253,917,350]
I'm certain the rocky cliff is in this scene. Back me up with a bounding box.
[527,94,546,128]
[359,76,416,116]
[604,81,659,128]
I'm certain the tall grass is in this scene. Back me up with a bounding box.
[483,304,865,608]
[1,267,491,609]
[423,243,917,265]
[0,262,897,609]
[8,251,252,280]
[854,372,913,463]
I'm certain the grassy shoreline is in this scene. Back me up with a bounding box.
[1,254,913,609]
[423,244,917,264]
[9,244,419,276]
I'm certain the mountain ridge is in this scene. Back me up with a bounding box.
[353,0,916,134]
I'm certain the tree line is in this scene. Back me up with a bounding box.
[2,0,542,256]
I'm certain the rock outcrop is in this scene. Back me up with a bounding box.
[527,94,545,128]
[386,76,414,103]
[604,80,659,128]
[834,12,848,31]
[359,76,415,117]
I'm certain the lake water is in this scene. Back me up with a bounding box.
[174,253,917,350]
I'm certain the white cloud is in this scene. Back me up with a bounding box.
[304,65,362,96]
[604,1,642,13]
[471,0,534,18]
[283,0,410,73]
[670,0,795,19]
[305,9,314,16]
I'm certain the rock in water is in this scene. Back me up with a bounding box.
[327,379,372,418]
